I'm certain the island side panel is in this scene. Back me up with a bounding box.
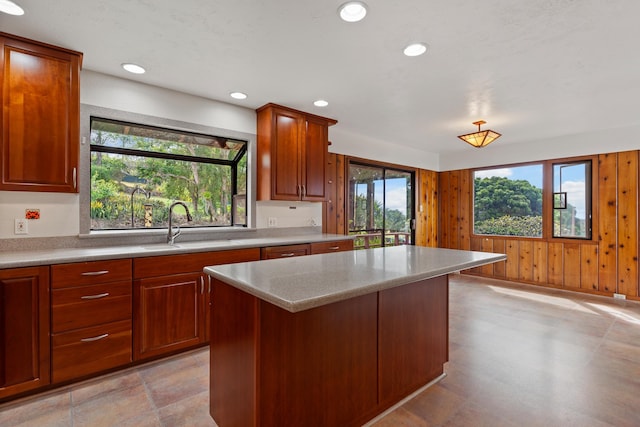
[210,279,258,427]
[378,275,449,407]
[259,293,379,427]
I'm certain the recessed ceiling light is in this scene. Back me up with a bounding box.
[338,1,367,22]
[122,63,146,74]
[0,0,24,15]
[230,92,248,100]
[314,100,329,107]
[403,43,428,57]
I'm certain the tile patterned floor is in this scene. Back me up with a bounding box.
[1,274,640,426]
[0,349,215,427]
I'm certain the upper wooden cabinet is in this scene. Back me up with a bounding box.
[0,32,82,192]
[256,103,337,201]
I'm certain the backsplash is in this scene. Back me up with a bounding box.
[0,191,79,239]
[255,201,323,229]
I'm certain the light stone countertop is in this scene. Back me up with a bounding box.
[0,234,353,269]
[204,245,506,312]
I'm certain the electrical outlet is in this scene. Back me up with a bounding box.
[14,218,28,234]
[268,217,277,227]
[613,293,626,300]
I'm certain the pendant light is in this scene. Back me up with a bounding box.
[457,120,501,148]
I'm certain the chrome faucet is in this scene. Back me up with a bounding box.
[130,186,150,228]
[167,201,193,245]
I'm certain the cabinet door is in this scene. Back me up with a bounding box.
[310,239,354,254]
[260,244,311,260]
[202,275,212,342]
[0,34,82,192]
[0,266,50,399]
[52,320,131,383]
[272,110,304,200]
[302,118,328,201]
[134,272,204,360]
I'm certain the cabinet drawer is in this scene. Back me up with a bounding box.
[310,240,354,254]
[261,244,310,260]
[134,248,260,279]
[51,281,131,333]
[52,259,132,288]
[52,320,132,383]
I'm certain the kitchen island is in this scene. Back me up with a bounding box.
[204,246,506,427]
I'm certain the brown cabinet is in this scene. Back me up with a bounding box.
[0,32,82,192]
[256,103,337,201]
[0,266,50,400]
[262,240,354,259]
[261,244,311,260]
[133,248,260,360]
[310,239,354,254]
[50,259,132,383]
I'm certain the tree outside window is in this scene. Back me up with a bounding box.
[90,118,247,230]
[473,165,543,237]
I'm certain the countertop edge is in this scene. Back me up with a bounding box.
[205,250,506,313]
[0,234,354,269]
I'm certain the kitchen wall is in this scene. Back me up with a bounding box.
[0,72,355,240]
[4,69,640,241]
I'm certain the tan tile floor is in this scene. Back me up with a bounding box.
[1,274,640,426]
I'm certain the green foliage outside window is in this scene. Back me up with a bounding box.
[474,174,543,237]
[89,118,247,230]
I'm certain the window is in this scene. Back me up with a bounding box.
[474,165,543,237]
[553,160,591,239]
[90,117,247,230]
[348,161,414,249]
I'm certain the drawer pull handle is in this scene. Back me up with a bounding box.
[80,270,110,276]
[328,246,340,250]
[81,292,110,300]
[81,333,109,342]
[280,253,296,257]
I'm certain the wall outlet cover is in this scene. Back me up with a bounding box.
[15,218,28,234]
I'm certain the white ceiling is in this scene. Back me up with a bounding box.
[2,0,640,156]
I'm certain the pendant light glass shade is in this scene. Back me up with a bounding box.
[458,120,501,148]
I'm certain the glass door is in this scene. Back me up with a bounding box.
[348,162,415,249]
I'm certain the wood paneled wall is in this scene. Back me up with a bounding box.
[323,153,347,234]
[439,151,640,300]
[415,169,438,247]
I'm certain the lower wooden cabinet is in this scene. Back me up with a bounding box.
[133,248,260,361]
[0,239,351,401]
[261,239,353,259]
[0,266,50,400]
[261,244,310,259]
[50,260,133,383]
[51,320,132,383]
[134,272,203,360]
[310,239,354,254]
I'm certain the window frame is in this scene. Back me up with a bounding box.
[89,117,248,230]
[551,159,593,240]
[471,155,597,242]
[79,104,257,236]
